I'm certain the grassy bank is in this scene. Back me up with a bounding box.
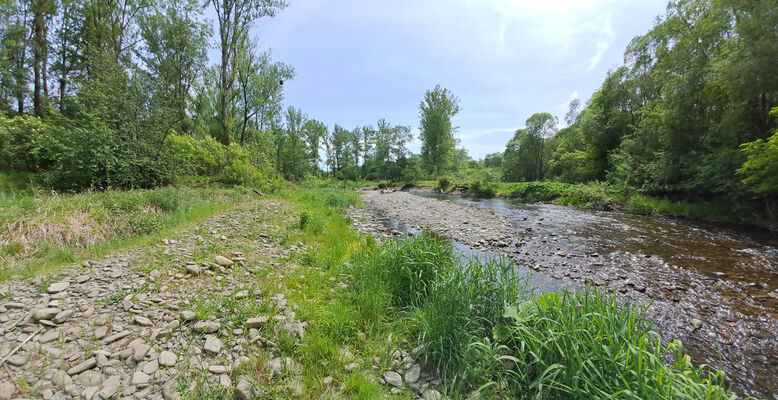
[0,178,262,280]
[412,180,746,225]
[339,230,735,398]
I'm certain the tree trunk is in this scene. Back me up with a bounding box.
[220,43,230,145]
[32,5,43,116]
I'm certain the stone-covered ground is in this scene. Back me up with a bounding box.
[0,196,447,400]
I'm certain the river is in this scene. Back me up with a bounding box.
[362,189,778,399]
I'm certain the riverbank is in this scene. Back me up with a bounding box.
[361,189,778,399]
[412,180,774,230]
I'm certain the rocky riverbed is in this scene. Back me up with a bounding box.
[359,188,778,400]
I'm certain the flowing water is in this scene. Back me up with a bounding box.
[404,193,778,399]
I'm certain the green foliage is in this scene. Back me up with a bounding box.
[467,180,495,198]
[468,287,736,400]
[436,176,451,191]
[738,112,778,196]
[419,85,461,175]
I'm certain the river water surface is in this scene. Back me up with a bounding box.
[410,192,778,399]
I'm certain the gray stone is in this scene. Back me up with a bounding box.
[33,307,61,321]
[214,256,234,267]
[404,364,421,384]
[131,371,150,385]
[67,357,96,375]
[47,282,70,294]
[193,321,220,333]
[691,318,703,330]
[99,376,121,399]
[383,370,402,387]
[208,365,227,374]
[134,316,153,326]
[133,343,151,362]
[39,330,60,344]
[234,379,252,400]
[6,355,26,366]
[0,383,14,400]
[141,359,158,375]
[203,336,222,354]
[180,310,196,321]
[245,316,269,328]
[101,330,130,344]
[219,374,232,388]
[78,370,104,387]
[422,389,442,400]
[158,351,176,367]
[186,264,200,275]
[162,380,180,400]
[53,310,74,324]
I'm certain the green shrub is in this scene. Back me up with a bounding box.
[143,186,183,213]
[221,158,264,186]
[468,180,496,198]
[627,193,655,215]
[436,176,452,191]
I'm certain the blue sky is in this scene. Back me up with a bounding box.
[247,0,668,159]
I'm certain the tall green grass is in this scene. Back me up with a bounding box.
[467,287,736,399]
[346,234,736,399]
[349,234,525,378]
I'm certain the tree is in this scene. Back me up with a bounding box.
[51,0,85,109]
[524,112,557,180]
[304,119,326,174]
[139,0,210,135]
[31,0,56,115]
[738,108,778,197]
[502,113,557,182]
[234,45,293,144]
[0,1,31,114]
[419,85,460,175]
[205,0,286,145]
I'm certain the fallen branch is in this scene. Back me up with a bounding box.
[252,189,264,196]
[0,326,42,367]
[2,311,31,334]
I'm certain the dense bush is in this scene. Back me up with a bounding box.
[468,180,496,198]
[436,176,451,191]
[0,113,281,191]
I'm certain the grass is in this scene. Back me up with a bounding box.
[0,177,259,279]
[343,233,737,399]
[467,288,736,399]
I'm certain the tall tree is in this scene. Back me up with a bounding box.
[51,0,85,109]
[31,0,55,115]
[205,0,286,145]
[139,0,210,134]
[0,0,31,113]
[419,85,460,175]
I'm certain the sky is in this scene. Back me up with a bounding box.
[246,0,668,159]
